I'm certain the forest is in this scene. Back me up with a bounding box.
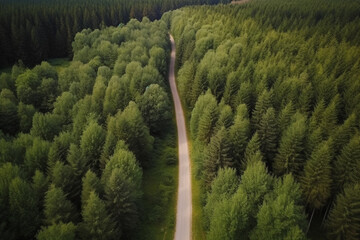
[167,0,360,239]
[0,17,178,239]
[0,0,230,67]
[1,0,360,239]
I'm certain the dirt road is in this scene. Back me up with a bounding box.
[169,34,192,240]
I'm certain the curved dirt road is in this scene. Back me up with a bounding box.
[169,34,192,240]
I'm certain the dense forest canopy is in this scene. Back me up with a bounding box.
[167,0,360,238]
[0,17,176,239]
[0,0,230,67]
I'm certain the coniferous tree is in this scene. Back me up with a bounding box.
[80,191,119,240]
[257,107,278,166]
[273,114,306,177]
[37,222,77,240]
[333,135,360,191]
[204,127,233,187]
[326,184,360,240]
[44,184,78,225]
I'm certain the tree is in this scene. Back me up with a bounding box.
[257,107,278,165]
[251,89,273,130]
[250,174,307,240]
[30,112,63,141]
[80,191,119,240]
[326,184,360,240]
[107,101,153,165]
[333,135,360,191]
[301,141,332,209]
[15,70,41,106]
[138,84,172,133]
[239,160,273,228]
[207,188,249,240]
[17,102,36,133]
[81,170,103,208]
[44,184,78,224]
[190,90,219,143]
[273,114,306,177]
[53,92,77,125]
[103,149,142,231]
[80,121,106,172]
[0,98,19,135]
[204,127,234,187]
[204,168,239,230]
[301,141,332,231]
[37,222,77,240]
[229,104,250,170]
[24,137,51,176]
[9,177,40,239]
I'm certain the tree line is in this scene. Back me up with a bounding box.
[166,0,360,238]
[0,17,174,239]
[0,0,230,67]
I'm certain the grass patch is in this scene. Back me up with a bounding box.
[47,58,70,72]
[183,104,206,240]
[134,119,178,240]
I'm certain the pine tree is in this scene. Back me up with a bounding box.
[104,149,142,231]
[273,114,306,177]
[80,121,106,172]
[44,184,78,224]
[242,132,261,172]
[333,135,360,191]
[80,191,119,240]
[239,160,273,228]
[190,90,219,143]
[81,170,103,208]
[251,89,273,130]
[301,141,332,209]
[257,107,278,166]
[204,127,234,187]
[204,168,239,230]
[9,177,40,239]
[229,106,250,170]
[326,184,360,240]
[37,222,77,240]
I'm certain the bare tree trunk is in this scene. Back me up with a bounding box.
[306,208,315,234]
[321,201,332,227]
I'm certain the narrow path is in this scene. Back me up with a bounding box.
[169,34,192,240]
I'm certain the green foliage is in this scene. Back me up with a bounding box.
[138,84,172,133]
[44,184,78,225]
[204,168,239,230]
[17,102,36,133]
[257,107,278,165]
[81,170,103,207]
[333,135,360,191]
[0,95,19,134]
[250,174,306,240]
[326,184,360,240]
[103,149,143,230]
[301,141,332,209]
[24,137,51,176]
[30,112,63,141]
[203,127,234,187]
[9,177,40,238]
[273,114,307,177]
[80,121,106,172]
[37,222,77,240]
[80,191,119,240]
[190,90,219,143]
[107,101,153,165]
